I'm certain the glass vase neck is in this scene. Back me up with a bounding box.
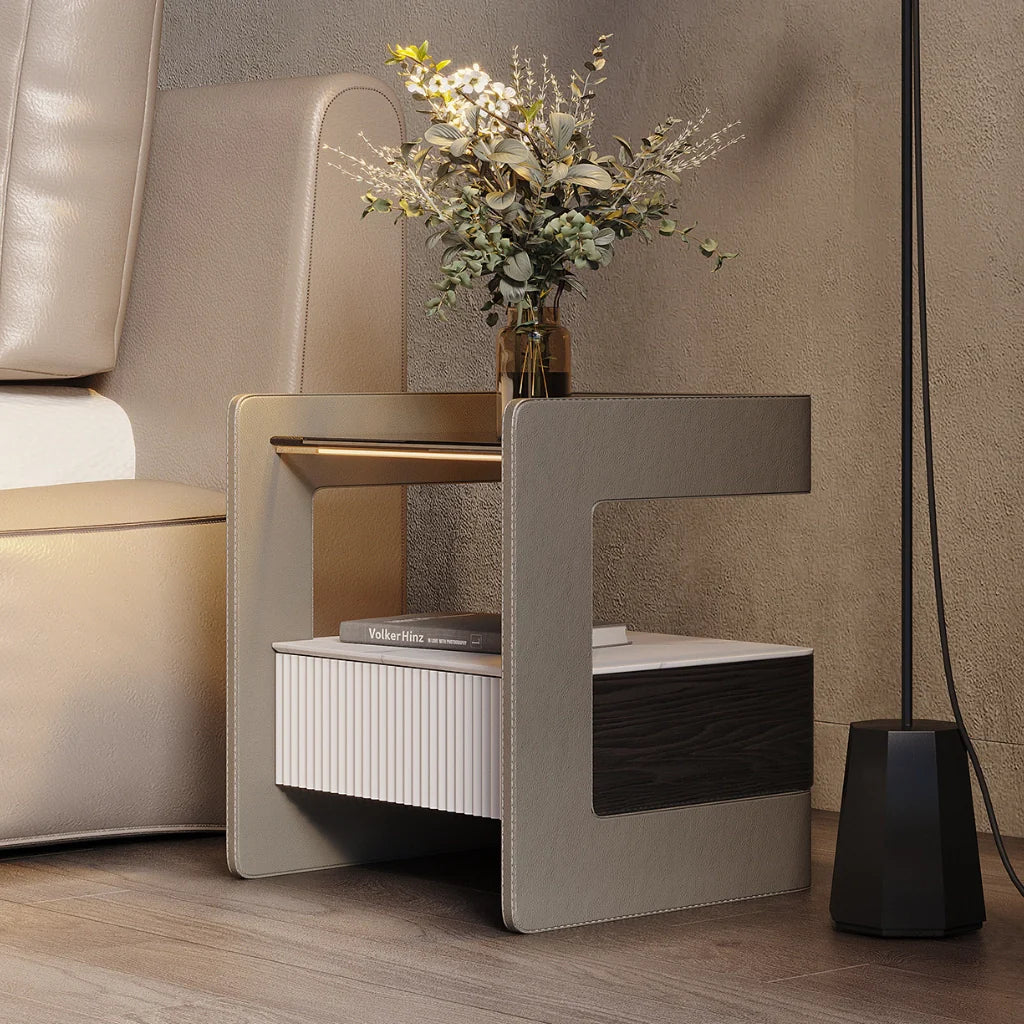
[505,306,561,326]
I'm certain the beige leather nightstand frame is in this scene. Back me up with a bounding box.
[228,392,812,932]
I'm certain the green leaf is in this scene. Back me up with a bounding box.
[545,162,569,186]
[485,186,518,211]
[448,136,471,158]
[700,238,718,256]
[423,122,463,147]
[435,59,451,71]
[510,161,542,183]
[489,138,534,166]
[646,167,681,183]
[562,163,614,189]
[548,112,576,157]
[713,251,739,272]
[521,99,543,123]
[499,278,528,304]
[503,250,533,282]
[486,311,500,327]
[659,218,677,236]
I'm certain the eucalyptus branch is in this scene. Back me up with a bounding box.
[333,34,742,318]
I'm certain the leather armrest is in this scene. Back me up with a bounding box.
[98,74,406,489]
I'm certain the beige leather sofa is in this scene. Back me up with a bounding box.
[0,0,404,846]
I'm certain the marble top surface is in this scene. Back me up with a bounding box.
[273,632,813,679]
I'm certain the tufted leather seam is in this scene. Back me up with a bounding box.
[299,83,405,396]
[0,0,33,304]
[112,0,162,370]
[0,515,224,539]
[505,395,809,931]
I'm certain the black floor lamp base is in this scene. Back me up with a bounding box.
[829,720,986,938]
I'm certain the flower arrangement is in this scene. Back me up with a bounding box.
[326,35,742,329]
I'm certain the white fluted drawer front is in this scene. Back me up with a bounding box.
[275,652,501,818]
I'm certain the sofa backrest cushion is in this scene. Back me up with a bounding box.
[0,0,162,380]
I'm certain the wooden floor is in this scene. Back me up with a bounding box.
[1,812,1021,1023]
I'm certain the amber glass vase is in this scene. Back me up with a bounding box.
[496,307,571,426]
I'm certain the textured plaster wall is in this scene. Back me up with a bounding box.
[159,0,1024,834]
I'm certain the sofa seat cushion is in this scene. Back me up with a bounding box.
[0,477,224,533]
[0,478,226,846]
[0,386,136,490]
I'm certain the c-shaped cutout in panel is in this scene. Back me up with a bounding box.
[501,395,812,932]
[589,497,814,818]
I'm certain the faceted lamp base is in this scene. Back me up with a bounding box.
[829,720,985,938]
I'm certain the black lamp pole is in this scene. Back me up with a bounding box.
[901,0,914,732]
[828,0,986,938]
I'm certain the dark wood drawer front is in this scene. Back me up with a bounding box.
[593,654,813,816]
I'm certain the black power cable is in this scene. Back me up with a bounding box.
[911,0,1024,898]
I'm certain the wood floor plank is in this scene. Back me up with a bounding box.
[768,962,1022,1024]
[0,991,108,1024]
[0,811,1020,1024]
[64,936,560,1024]
[12,889,765,1024]
[26,838,502,926]
[0,858,131,905]
[0,936,200,1023]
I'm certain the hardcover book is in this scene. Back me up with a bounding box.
[338,612,628,654]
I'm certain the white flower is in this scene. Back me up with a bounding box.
[452,63,490,94]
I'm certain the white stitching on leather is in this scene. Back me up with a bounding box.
[505,395,809,931]
[230,400,241,873]
[515,885,809,934]
[506,404,516,924]
[0,0,33,310]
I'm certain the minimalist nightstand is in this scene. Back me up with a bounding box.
[228,392,812,932]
